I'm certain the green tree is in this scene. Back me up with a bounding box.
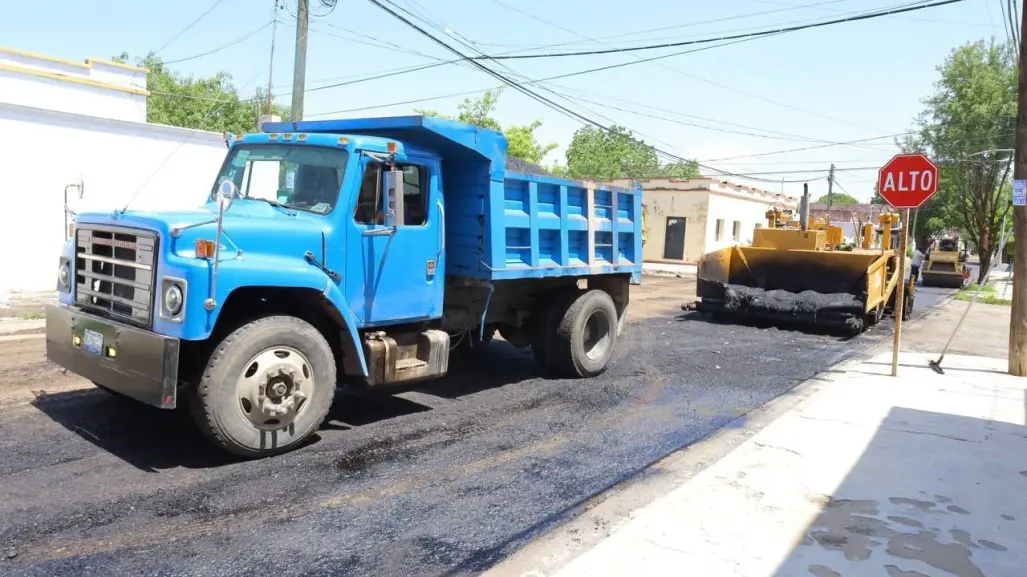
[114,52,289,135]
[905,38,1015,282]
[816,192,860,204]
[416,89,558,166]
[565,125,699,180]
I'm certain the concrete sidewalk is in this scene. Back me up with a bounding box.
[642,262,697,278]
[540,352,1026,577]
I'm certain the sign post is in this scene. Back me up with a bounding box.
[877,153,940,376]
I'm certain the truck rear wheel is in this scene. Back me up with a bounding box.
[530,290,578,372]
[191,315,336,458]
[552,290,619,378]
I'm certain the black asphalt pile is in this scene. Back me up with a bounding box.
[506,157,553,176]
[723,284,864,315]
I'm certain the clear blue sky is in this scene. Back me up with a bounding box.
[0,0,1008,201]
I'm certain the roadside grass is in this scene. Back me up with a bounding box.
[955,283,1011,306]
[19,311,44,320]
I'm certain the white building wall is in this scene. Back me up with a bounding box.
[0,103,227,294]
[0,46,231,295]
[704,192,781,252]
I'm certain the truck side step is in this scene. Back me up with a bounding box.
[361,329,450,387]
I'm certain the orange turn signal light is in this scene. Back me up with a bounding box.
[387,141,397,153]
[195,239,216,259]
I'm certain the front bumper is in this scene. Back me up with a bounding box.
[45,304,181,408]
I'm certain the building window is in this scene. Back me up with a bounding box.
[732,220,741,241]
[715,219,724,241]
[755,223,762,229]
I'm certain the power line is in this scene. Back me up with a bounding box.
[365,0,831,184]
[476,0,966,60]
[283,1,929,140]
[485,0,893,134]
[306,34,788,115]
[152,0,232,55]
[474,0,847,49]
[761,0,997,28]
[162,21,274,65]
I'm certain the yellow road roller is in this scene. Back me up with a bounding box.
[920,237,969,289]
[694,195,914,334]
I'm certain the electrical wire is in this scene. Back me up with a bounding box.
[480,0,849,48]
[307,33,787,114]
[367,0,832,184]
[485,0,893,134]
[162,21,274,65]
[475,0,966,60]
[123,69,267,211]
[152,0,232,55]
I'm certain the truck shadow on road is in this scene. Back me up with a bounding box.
[29,342,546,472]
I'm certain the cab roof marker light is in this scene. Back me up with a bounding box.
[297,133,307,141]
[338,137,349,146]
[269,133,280,140]
[283,133,293,140]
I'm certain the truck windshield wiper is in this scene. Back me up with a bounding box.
[245,197,297,216]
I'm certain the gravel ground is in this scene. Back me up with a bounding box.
[0,278,953,577]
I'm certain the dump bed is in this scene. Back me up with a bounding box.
[264,115,643,282]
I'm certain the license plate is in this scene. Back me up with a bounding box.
[83,329,104,356]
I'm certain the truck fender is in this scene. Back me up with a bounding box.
[197,257,370,378]
[321,279,369,377]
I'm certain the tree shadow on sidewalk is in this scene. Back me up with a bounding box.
[773,406,1027,577]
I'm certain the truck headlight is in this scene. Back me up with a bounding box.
[160,277,187,322]
[57,258,71,292]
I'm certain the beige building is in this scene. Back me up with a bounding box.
[607,177,797,264]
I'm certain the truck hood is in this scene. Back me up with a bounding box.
[74,200,332,259]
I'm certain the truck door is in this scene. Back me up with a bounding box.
[346,155,444,325]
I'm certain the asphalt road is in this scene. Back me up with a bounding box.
[0,277,955,577]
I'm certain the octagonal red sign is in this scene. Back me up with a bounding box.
[877,153,939,209]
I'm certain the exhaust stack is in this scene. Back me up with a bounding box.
[799,183,810,231]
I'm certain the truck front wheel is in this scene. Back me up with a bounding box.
[552,290,619,378]
[191,316,336,458]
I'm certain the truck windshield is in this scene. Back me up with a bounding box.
[212,144,350,215]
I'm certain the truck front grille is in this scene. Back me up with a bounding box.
[74,225,157,327]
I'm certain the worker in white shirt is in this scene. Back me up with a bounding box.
[911,247,926,284]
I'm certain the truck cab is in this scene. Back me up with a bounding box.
[46,116,643,457]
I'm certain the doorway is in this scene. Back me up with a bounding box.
[663,217,686,260]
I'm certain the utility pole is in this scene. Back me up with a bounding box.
[825,163,835,227]
[1011,3,1027,376]
[291,0,309,122]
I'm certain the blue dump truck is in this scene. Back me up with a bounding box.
[46,116,643,457]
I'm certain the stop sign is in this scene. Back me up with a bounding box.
[877,153,939,209]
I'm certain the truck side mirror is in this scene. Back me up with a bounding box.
[383,168,405,227]
[218,179,237,213]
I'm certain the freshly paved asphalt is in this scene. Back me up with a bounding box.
[0,282,954,577]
